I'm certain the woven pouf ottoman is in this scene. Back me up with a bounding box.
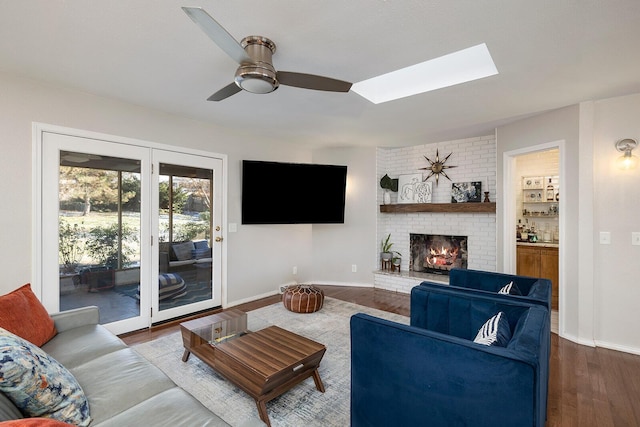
[282,285,324,313]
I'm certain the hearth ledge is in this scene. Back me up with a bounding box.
[374,270,449,294]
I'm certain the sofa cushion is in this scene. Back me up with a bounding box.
[0,284,56,346]
[0,393,23,422]
[498,281,522,296]
[41,324,128,370]
[191,248,211,259]
[93,388,231,427]
[193,240,209,250]
[171,242,195,261]
[67,348,176,424]
[0,328,91,426]
[473,312,511,347]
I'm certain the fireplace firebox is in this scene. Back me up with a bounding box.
[410,234,468,275]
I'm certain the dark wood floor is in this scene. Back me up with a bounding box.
[121,286,640,427]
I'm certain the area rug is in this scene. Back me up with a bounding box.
[132,297,409,427]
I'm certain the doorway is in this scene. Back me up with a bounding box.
[503,140,565,335]
[35,125,225,335]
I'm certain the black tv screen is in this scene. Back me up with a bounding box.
[242,160,347,224]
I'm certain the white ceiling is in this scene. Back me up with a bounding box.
[2,0,640,148]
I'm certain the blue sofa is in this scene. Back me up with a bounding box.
[350,284,550,427]
[444,267,552,309]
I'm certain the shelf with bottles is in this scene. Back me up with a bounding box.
[523,200,558,204]
[516,219,559,244]
[522,205,558,217]
[522,176,559,206]
[522,189,559,203]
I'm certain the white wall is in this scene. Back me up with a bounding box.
[591,93,640,354]
[311,147,377,285]
[0,72,375,306]
[497,105,584,342]
[498,96,640,355]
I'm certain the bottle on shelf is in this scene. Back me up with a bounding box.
[546,178,555,201]
[520,219,530,241]
[517,219,523,239]
[529,221,538,242]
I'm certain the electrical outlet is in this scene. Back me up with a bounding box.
[351,264,357,273]
[292,266,297,275]
[632,232,640,246]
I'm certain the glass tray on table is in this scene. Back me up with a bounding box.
[189,310,248,346]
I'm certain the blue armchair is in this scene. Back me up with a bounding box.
[350,284,550,427]
[442,267,552,309]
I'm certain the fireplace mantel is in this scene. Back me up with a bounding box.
[380,202,496,213]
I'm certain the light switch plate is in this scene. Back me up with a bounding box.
[599,231,611,245]
[632,232,640,246]
[228,223,237,233]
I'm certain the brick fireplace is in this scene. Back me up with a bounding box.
[375,134,497,294]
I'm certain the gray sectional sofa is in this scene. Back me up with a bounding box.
[0,306,264,426]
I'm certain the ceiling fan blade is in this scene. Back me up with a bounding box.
[277,71,352,92]
[207,83,242,101]
[182,7,252,65]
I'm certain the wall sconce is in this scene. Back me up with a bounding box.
[615,138,639,170]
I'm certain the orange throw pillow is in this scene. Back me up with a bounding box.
[0,284,57,346]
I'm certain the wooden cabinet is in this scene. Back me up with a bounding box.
[517,245,559,310]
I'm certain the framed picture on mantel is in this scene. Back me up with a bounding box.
[397,173,422,203]
[414,181,432,203]
[451,181,482,203]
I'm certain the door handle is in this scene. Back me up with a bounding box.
[215,236,223,242]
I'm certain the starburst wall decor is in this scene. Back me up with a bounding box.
[420,149,457,185]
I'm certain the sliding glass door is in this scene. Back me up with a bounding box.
[38,128,224,333]
[151,150,222,323]
[41,132,151,334]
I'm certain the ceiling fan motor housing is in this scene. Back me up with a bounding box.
[234,36,279,94]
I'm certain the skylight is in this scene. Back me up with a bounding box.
[351,43,498,104]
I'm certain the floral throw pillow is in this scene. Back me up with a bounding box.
[0,328,91,426]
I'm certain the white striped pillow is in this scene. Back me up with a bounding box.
[498,281,522,295]
[473,312,511,347]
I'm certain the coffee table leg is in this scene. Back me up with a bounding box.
[256,400,271,427]
[312,369,325,393]
[182,349,191,362]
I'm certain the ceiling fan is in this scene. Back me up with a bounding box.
[182,7,353,101]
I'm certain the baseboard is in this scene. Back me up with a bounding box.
[308,280,374,288]
[594,339,640,356]
[225,280,373,308]
[225,289,279,308]
[559,331,596,347]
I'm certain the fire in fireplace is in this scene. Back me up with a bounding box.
[410,233,468,275]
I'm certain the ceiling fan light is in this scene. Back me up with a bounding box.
[235,65,278,94]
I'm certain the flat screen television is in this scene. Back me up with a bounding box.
[242,160,347,224]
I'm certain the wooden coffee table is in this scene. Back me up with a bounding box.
[180,309,326,426]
